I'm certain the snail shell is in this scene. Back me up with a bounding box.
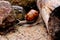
[25,9,39,23]
[37,0,60,32]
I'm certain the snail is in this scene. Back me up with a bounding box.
[16,9,39,25]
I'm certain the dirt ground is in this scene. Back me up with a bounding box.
[0,21,52,40]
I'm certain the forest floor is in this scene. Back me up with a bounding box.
[0,20,51,40]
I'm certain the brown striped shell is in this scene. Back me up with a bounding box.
[26,9,39,21]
